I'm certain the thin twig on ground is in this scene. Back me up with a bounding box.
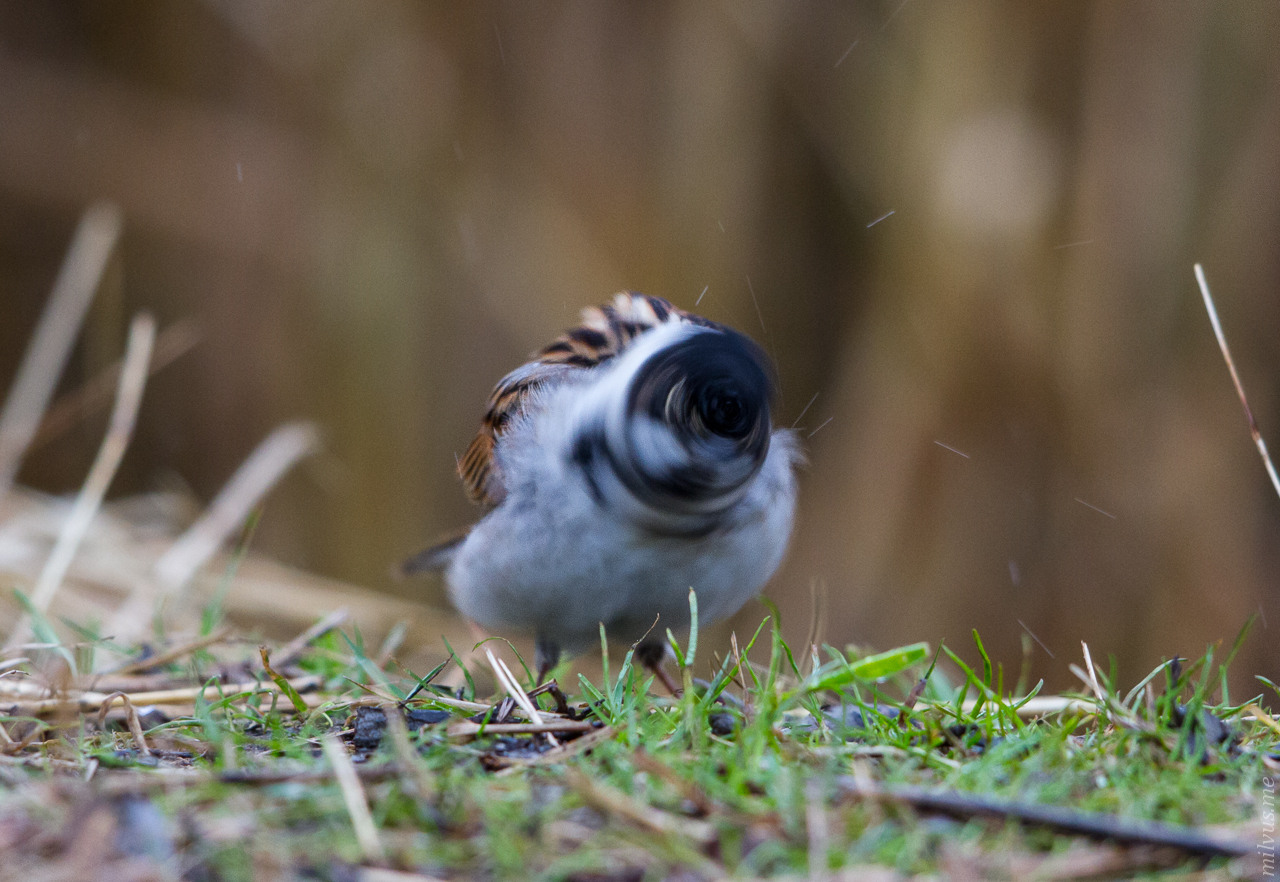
[838,779,1252,859]
[445,719,598,739]
[563,766,719,847]
[101,626,233,676]
[274,608,351,669]
[630,749,717,817]
[4,674,323,717]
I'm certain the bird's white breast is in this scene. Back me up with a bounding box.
[445,361,799,654]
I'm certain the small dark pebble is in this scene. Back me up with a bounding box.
[479,735,559,770]
[1171,704,1234,745]
[405,708,451,727]
[108,749,159,767]
[944,723,988,753]
[1170,703,1237,763]
[351,707,388,751]
[825,704,889,731]
[785,702,906,740]
[486,735,555,757]
[351,705,454,752]
[708,712,737,736]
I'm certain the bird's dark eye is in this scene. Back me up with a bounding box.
[697,383,751,438]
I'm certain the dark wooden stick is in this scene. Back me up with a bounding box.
[839,779,1251,858]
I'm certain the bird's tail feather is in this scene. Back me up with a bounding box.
[397,527,469,577]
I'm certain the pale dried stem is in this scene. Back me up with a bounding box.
[1195,263,1280,502]
[445,719,597,739]
[29,318,201,452]
[380,701,435,800]
[485,648,541,725]
[103,626,233,676]
[484,648,558,747]
[629,749,716,816]
[1080,641,1103,701]
[5,313,156,649]
[4,674,322,717]
[313,685,494,716]
[110,421,321,638]
[729,631,748,693]
[322,733,386,864]
[95,691,152,756]
[0,720,43,757]
[274,607,350,669]
[0,203,123,500]
[358,869,449,882]
[959,695,1093,718]
[805,776,830,882]
[564,767,719,846]
[155,420,320,590]
[396,692,491,715]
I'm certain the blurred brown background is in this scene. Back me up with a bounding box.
[2,2,1278,690]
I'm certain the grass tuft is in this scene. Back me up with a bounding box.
[0,599,1271,880]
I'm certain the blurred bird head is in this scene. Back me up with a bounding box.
[565,321,776,536]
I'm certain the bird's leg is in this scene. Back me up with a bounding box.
[635,639,682,695]
[530,636,576,714]
[534,635,561,686]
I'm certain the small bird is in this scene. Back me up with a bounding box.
[404,292,799,685]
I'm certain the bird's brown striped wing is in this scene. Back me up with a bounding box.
[457,292,706,506]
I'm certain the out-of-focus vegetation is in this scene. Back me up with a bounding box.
[1,3,1278,689]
